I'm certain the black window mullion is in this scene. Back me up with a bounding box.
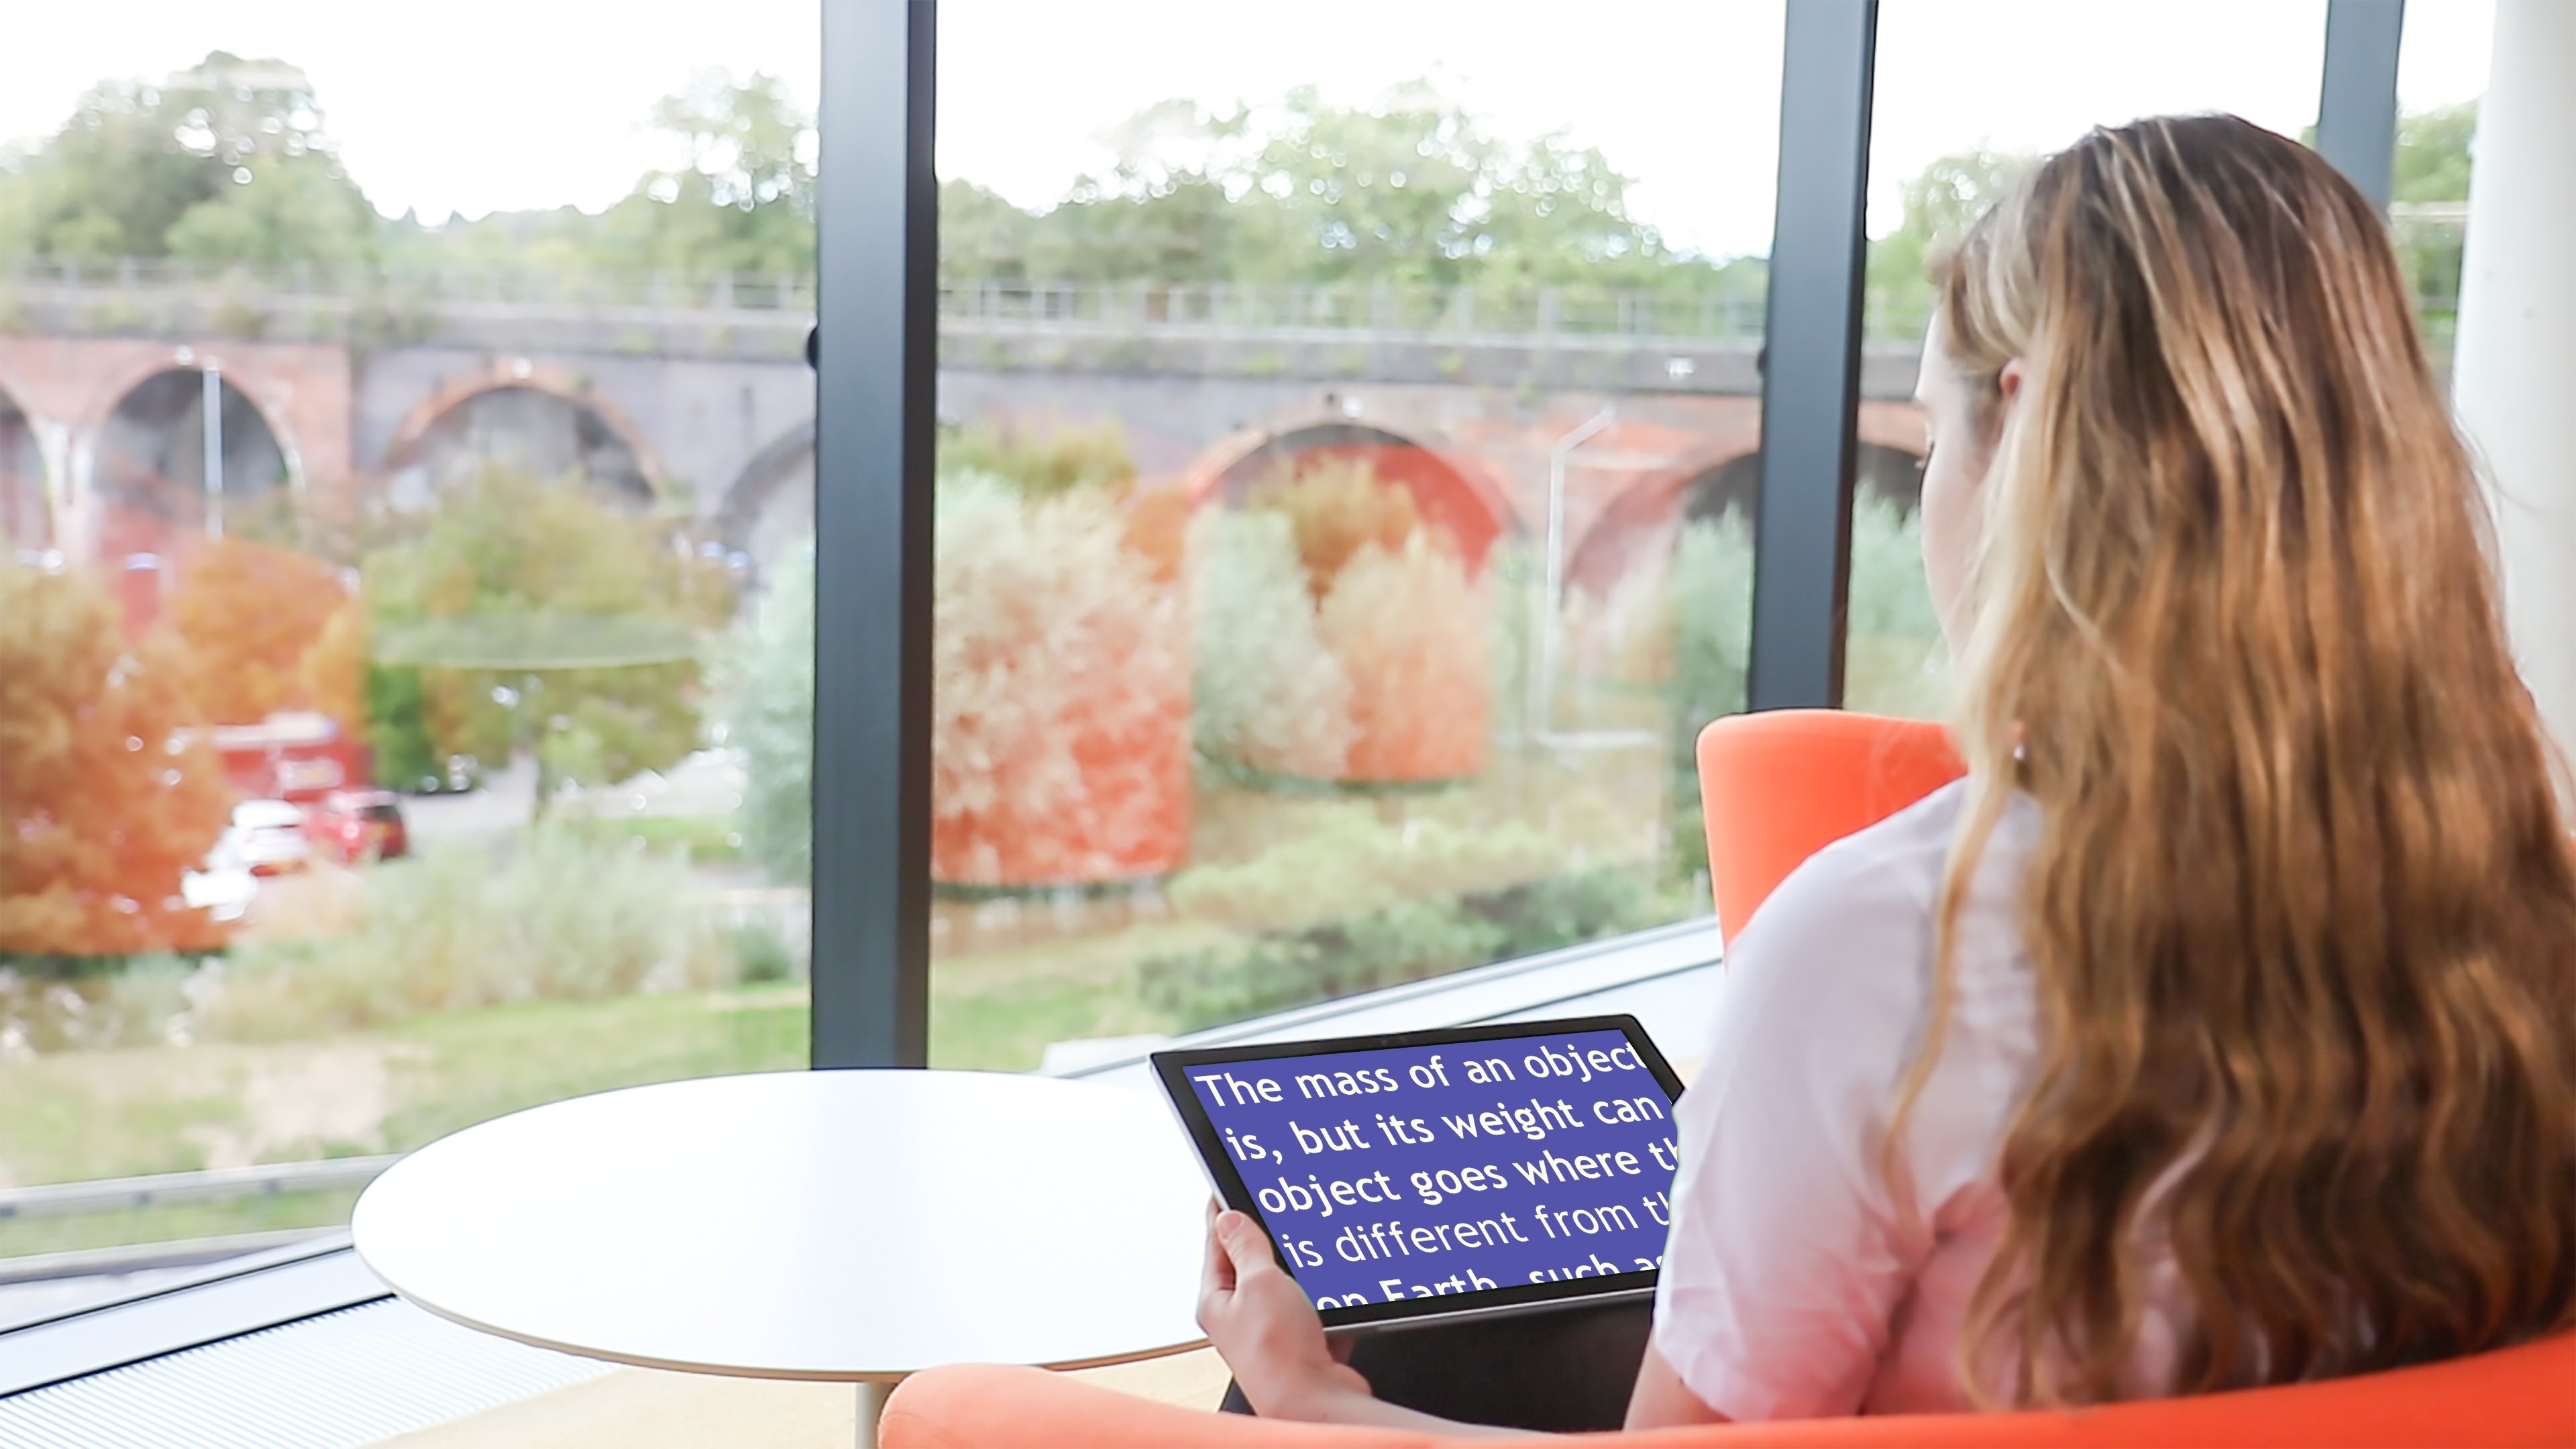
[811,0,937,1069]
[1747,0,1879,712]
[2316,0,2408,212]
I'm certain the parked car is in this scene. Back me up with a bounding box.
[179,862,257,924]
[304,788,410,864]
[221,798,313,877]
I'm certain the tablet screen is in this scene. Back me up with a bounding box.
[1156,1018,1683,1327]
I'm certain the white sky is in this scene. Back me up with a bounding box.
[0,0,2495,258]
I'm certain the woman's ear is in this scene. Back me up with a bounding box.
[1998,356,2029,406]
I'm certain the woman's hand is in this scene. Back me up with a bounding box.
[1197,1203,1373,1420]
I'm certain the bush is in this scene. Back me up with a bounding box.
[938,420,1134,498]
[713,546,814,885]
[0,955,201,1053]
[1841,494,1947,718]
[1667,511,1756,877]
[201,826,731,1038]
[1167,805,1564,935]
[722,922,800,984]
[1138,866,1673,1031]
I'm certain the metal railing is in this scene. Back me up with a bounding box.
[0,250,2466,354]
[0,1156,398,1222]
[0,256,814,313]
[937,278,1787,342]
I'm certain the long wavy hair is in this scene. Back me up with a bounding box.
[1915,114,2576,1405]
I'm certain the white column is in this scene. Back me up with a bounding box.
[2457,0,2576,753]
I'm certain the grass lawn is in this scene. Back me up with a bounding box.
[0,930,1221,1258]
[929,918,1224,1069]
[0,986,809,1254]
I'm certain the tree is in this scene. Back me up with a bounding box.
[2394,101,2477,205]
[939,81,1756,298]
[164,538,353,725]
[363,468,735,813]
[0,52,378,265]
[931,476,1189,885]
[0,559,231,957]
[2390,101,2475,333]
[598,70,817,276]
[1864,147,2035,331]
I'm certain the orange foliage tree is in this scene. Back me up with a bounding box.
[1246,454,1424,598]
[932,474,1189,886]
[0,560,231,957]
[1318,533,1489,780]
[166,537,354,726]
[1203,456,1491,784]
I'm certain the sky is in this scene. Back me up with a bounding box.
[0,0,2496,258]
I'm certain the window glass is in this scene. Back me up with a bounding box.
[1849,0,2331,718]
[0,7,817,1277]
[920,1,1786,1067]
[2392,0,2491,362]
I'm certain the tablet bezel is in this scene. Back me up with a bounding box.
[1152,1014,1688,1334]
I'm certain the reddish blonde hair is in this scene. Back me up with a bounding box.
[1917,114,2576,1405]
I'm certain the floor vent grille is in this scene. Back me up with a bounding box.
[0,1297,612,1448]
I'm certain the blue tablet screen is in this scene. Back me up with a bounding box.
[1177,1027,1680,1309]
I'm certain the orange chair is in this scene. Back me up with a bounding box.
[881,1329,2576,1447]
[881,708,2576,1448]
[1696,709,1964,943]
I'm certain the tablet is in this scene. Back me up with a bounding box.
[1153,1015,1687,1332]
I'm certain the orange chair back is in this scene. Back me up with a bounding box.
[883,1328,2576,1448]
[1695,709,1966,944]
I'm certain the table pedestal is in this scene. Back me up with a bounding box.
[857,1378,896,1448]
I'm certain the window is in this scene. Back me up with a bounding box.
[1845,0,2334,719]
[2392,0,2492,362]
[920,2,1787,1067]
[0,9,818,1271]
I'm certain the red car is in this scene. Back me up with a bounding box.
[303,788,410,864]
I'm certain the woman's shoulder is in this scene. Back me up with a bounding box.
[1723,777,2037,1018]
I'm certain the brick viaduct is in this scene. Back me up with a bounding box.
[0,273,1929,592]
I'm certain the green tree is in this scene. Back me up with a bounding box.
[0,52,378,265]
[378,70,818,282]
[363,469,735,815]
[1864,147,2034,336]
[596,70,816,276]
[2393,101,2477,204]
[941,81,1756,299]
[2390,101,2475,341]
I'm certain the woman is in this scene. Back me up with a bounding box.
[1197,113,2576,1433]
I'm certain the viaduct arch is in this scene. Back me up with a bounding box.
[378,362,663,511]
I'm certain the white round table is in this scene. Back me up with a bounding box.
[353,1070,1213,1446]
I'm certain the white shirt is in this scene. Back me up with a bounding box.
[1651,779,2185,1418]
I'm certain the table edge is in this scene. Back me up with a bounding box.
[362,1275,1211,1383]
